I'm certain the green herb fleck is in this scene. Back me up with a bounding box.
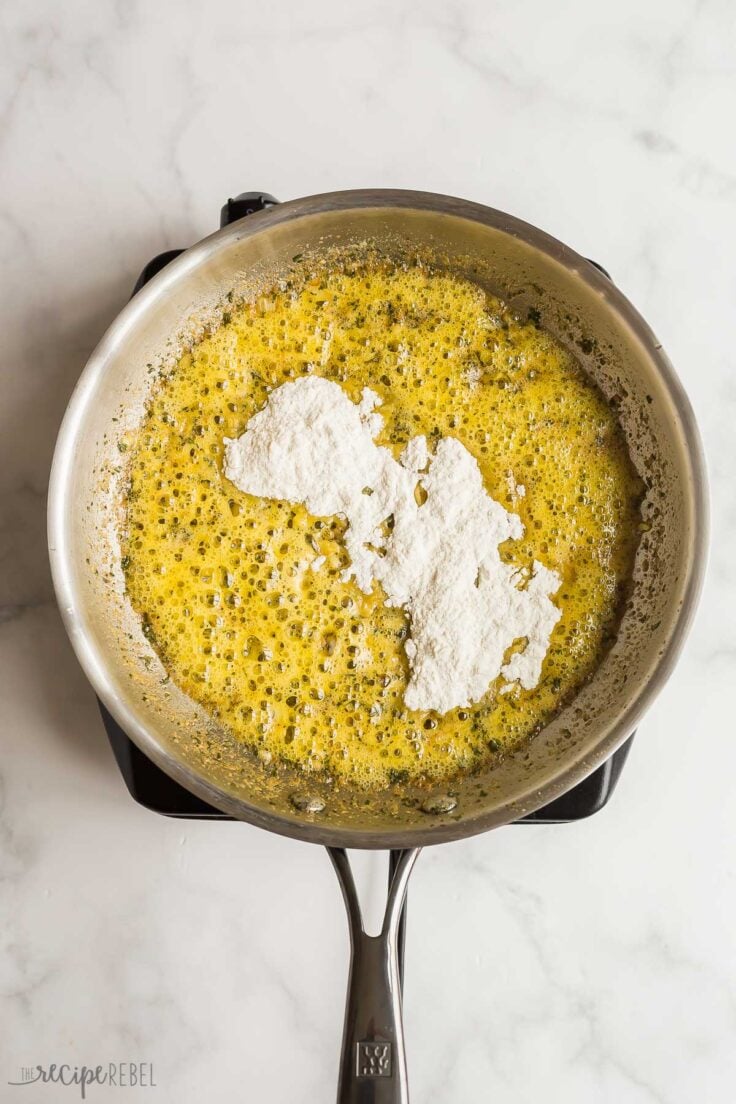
[388,768,409,785]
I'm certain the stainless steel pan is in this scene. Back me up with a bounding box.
[48,190,708,1102]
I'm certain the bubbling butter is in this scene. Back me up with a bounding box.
[120,256,644,790]
[224,376,561,714]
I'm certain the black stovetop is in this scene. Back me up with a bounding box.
[101,191,634,824]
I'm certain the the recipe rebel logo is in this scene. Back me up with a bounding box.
[8,1062,156,1098]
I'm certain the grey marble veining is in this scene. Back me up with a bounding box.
[1,0,735,1100]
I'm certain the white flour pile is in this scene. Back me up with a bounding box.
[224,376,561,714]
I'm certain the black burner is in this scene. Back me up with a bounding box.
[101,192,634,824]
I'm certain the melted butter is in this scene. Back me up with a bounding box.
[122,259,643,790]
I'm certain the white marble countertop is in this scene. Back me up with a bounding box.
[2,1,735,1100]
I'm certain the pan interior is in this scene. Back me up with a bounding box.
[51,193,703,845]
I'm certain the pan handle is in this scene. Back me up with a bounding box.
[328,847,420,1104]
